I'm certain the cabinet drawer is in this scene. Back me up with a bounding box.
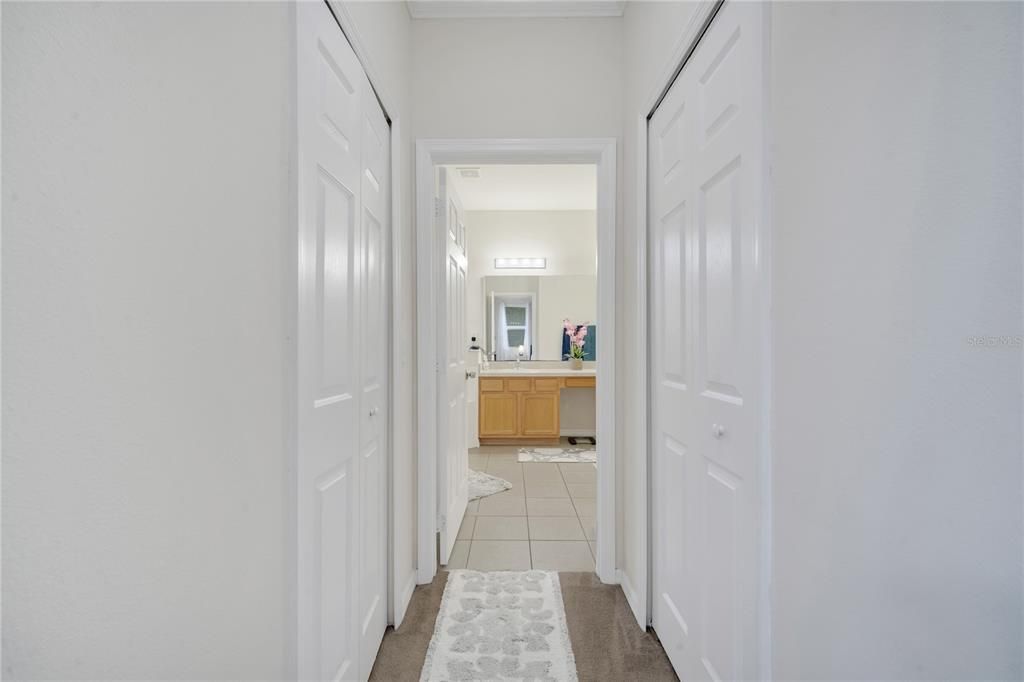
[506,378,532,392]
[480,378,505,392]
[564,376,595,388]
[534,378,560,392]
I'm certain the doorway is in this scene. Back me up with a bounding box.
[445,163,599,571]
[415,140,617,585]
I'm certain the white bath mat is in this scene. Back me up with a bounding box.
[420,570,578,682]
[517,447,596,463]
[469,469,512,501]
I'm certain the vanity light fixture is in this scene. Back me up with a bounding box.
[494,257,547,269]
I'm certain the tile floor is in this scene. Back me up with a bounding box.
[445,443,597,572]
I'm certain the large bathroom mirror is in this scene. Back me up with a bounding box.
[482,275,597,361]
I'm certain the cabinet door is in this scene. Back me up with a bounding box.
[519,392,560,437]
[479,392,518,437]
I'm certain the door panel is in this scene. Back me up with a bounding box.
[438,168,469,564]
[357,69,390,679]
[519,392,559,437]
[297,2,389,678]
[649,3,765,681]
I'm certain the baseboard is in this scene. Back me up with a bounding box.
[394,572,417,628]
[618,569,646,630]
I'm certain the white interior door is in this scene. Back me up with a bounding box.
[357,66,390,679]
[438,168,469,564]
[649,2,766,680]
[297,2,388,678]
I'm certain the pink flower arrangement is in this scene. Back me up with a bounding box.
[563,319,589,360]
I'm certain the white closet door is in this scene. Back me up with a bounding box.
[438,168,469,564]
[649,2,767,681]
[356,69,390,679]
[296,1,389,679]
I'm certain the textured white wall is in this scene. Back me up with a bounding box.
[769,2,1023,678]
[2,2,293,678]
[338,0,417,625]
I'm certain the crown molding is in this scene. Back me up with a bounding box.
[406,1,626,20]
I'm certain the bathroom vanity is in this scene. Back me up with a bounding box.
[477,367,596,444]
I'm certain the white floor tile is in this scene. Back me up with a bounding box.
[526,497,578,516]
[473,515,529,540]
[566,482,596,499]
[528,516,585,541]
[477,492,527,516]
[447,540,470,569]
[457,515,476,540]
[579,516,596,541]
[530,541,594,571]
[525,479,569,498]
[573,498,596,517]
[467,541,532,570]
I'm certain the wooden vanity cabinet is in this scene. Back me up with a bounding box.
[478,374,593,444]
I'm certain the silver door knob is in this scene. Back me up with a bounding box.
[369,407,379,417]
[712,424,725,438]
[466,370,477,379]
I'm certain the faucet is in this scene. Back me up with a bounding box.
[516,345,525,370]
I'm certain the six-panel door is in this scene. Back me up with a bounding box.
[296,3,389,679]
[649,2,767,681]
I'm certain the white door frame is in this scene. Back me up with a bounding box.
[416,138,618,585]
[323,0,414,629]
[635,1,773,677]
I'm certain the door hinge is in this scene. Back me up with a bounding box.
[438,514,447,532]
[434,197,443,221]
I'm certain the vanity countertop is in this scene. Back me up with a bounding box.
[478,367,597,378]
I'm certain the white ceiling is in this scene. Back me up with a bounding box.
[407,1,626,19]
[446,164,597,211]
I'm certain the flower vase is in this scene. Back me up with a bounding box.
[570,358,583,371]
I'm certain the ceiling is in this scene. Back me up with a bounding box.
[446,164,597,211]
[406,1,626,19]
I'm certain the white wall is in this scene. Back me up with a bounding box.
[537,276,597,362]
[337,0,418,625]
[466,210,597,346]
[619,0,699,619]
[2,3,293,678]
[412,18,622,139]
[769,3,1022,678]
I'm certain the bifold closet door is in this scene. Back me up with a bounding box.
[296,1,389,679]
[649,2,767,681]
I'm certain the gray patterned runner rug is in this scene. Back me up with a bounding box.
[517,447,596,463]
[420,570,578,681]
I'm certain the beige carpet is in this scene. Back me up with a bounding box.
[368,570,678,681]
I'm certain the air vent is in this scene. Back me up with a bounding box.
[457,167,481,178]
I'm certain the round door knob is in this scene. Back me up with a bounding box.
[369,407,379,417]
[466,370,477,379]
[712,424,725,438]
